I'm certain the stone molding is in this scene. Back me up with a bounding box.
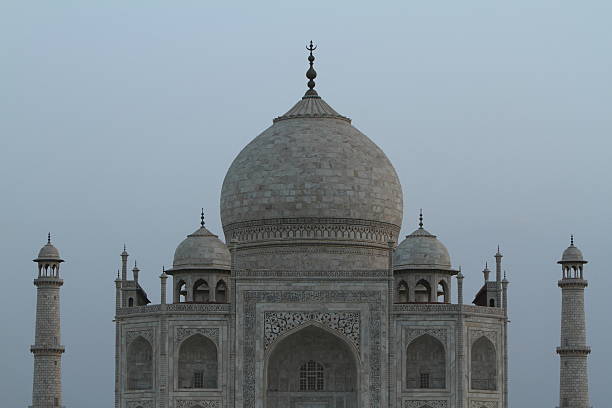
[470,329,497,347]
[126,329,153,345]
[126,400,153,408]
[469,400,498,408]
[175,400,221,408]
[264,311,360,351]
[242,290,383,408]
[175,327,220,346]
[394,304,505,317]
[224,217,399,245]
[117,303,230,316]
[405,327,447,346]
[403,400,448,408]
[236,269,389,278]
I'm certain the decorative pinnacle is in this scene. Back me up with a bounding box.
[201,208,205,227]
[570,234,574,246]
[418,209,423,229]
[124,244,126,251]
[47,232,51,244]
[485,261,489,270]
[305,41,318,96]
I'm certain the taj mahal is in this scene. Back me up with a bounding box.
[26,44,592,408]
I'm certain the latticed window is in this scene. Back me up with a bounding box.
[299,360,324,391]
[420,373,430,388]
[193,371,204,388]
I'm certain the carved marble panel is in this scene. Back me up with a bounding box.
[264,311,360,351]
[126,329,153,345]
[405,327,447,346]
[175,327,220,345]
[403,400,448,408]
[126,400,153,408]
[470,329,497,347]
[175,400,221,408]
[470,401,498,408]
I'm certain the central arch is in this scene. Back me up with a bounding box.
[266,325,358,408]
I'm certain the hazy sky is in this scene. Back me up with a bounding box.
[1,1,610,407]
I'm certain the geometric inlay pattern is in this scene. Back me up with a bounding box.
[403,400,448,408]
[176,400,221,408]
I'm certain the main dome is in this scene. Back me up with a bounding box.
[219,48,403,271]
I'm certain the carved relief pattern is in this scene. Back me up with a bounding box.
[225,217,400,245]
[175,327,220,345]
[126,400,153,408]
[242,290,383,408]
[394,304,505,317]
[264,311,360,351]
[175,400,221,408]
[403,400,448,408]
[126,329,153,345]
[470,401,498,408]
[118,303,231,316]
[405,328,447,346]
[471,329,497,347]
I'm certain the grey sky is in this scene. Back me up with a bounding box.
[1,1,611,407]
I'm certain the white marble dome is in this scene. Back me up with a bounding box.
[393,225,452,271]
[560,243,586,263]
[170,225,230,272]
[34,238,63,262]
[220,95,403,234]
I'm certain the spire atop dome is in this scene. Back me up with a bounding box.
[419,209,424,229]
[201,208,205,227]
[571,234,574,246]
[47,232,51,244]
[305,41,318,98]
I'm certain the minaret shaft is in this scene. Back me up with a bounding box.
[31,278,65,408]
[557,280,590,408]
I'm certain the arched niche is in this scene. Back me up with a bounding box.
[266,325,358,408]
[176,280,187,303]
[216,280,227,303]
[178,334,218,389]
[406,334,446,389]
[193,279,210,303]
[397,280,409,303]
[471,336,497,390]
[414,279,432,303]
[126,336,153,390]
[436,280,448,303]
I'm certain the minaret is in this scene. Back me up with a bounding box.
[557,236,591,408]
[495,246,503,308]
[30,233,65,408]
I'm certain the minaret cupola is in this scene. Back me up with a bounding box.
[34,233,64,278]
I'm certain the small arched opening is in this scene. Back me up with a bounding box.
[489,299,495,307]
[436,280,448,303]
[176,280,187,303]
[126,336,153,390]
[414,279,432,303]
[398,280,409,303]
[471,336,497,390]
[128,297,134,307]
[215,280,227,303]
[178,334,218,389]
[406,334,446,389]
[193,279,210,303]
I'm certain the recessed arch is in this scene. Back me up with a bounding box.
[471,336,497,390]
[266,324,358,408]
[415,279,432,303]
[406,334,446,389]
[398,280,409,303]
[193,279,210,303]
[215,280,227,303]
[178,334,218,389]
[126,336,153,390]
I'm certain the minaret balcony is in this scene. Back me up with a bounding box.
[556,345,591,355]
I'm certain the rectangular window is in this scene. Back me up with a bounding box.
[420,373,430,389]
[193,371,204,388]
